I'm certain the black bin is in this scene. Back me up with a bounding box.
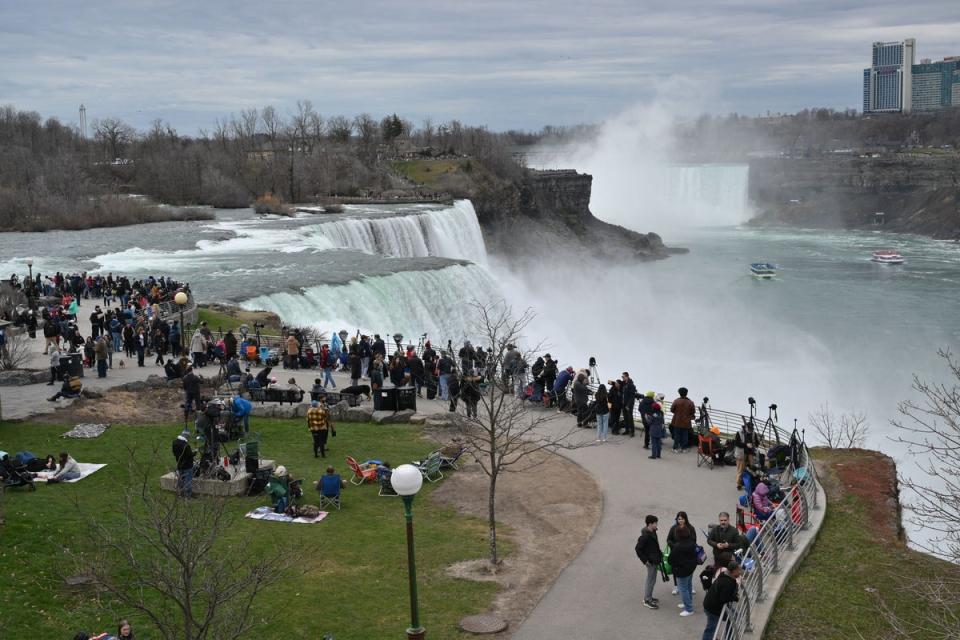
[378,387,399,411]
[398,387,417,412]
[60,353,83,378]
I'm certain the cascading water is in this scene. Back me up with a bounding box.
[241,263,499,340]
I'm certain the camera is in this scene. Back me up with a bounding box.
[588,356,597,367]
[748,397,756,406]
[769,403,777,411]
[253,322,265,329]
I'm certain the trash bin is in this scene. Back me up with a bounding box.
[398,386,417,412]
[378,387,399,411]
[60,353,83,379]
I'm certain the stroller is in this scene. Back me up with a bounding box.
[1,454,37,491]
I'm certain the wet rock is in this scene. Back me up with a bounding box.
[372,409,416,424]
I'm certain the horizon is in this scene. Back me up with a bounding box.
[2,1,958,134]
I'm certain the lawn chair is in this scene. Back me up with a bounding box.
[697,434,719,469]
[438,444,466,470]
[378,467,398,497]
[417,452,444,483]
[346,456,378,485]
[318,473,342,511]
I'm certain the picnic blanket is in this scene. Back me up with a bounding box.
[244,506,328,524]
[34,463,107,483]
[62,423,110,439]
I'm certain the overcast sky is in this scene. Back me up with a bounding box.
[2,0,958,134]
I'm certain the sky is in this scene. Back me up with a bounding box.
[1,0,958,134]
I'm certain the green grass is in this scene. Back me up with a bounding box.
[391,159,472,187]
[196,306,282,334]
[0,418,502,639]
[764,450,957,639]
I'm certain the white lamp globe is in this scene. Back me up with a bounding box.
[174,291,188,305]
[25,259,33,267]
[391,464,423,496]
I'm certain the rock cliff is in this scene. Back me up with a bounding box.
[471,169,672,265]
[749,154,960,239]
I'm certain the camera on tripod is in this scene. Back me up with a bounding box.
[253,322,265,330]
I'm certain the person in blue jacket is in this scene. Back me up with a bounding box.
[232,394,252,434]
[554,366,575,411]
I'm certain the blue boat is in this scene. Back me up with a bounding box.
[750,262,777,279]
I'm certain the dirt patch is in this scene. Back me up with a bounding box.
[29,386,202,426]
[814,448,903,542]
[428,448,601,637]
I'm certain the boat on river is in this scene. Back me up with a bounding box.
[871,250,904,264]
[750,262,777,279]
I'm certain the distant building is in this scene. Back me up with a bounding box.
[863,39,960,113]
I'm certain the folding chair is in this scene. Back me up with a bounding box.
[417,452,444,483]
[697,434,718,469]
[346,456,377,485]
[438,444,467,471]
[318,473,342,511]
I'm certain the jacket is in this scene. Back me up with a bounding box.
[670,396,696,428]
[621,380,637,407]
[233,396,252,418]
[286,335,299,356]
[707,524,743,558]
[189,331,205,353]
[669,537,698,578]
[554,369,573,393]
[634,527,662,565]
[703,572,739,615]
[735,427,759,452]
[648,412,666,438]
[752,482,773,515]
[307,407,330,432]
[667,523,698,548]
[182,372,201,395]
[572,380,590,405]
[594,387,609,415]
[52,456,80,480]
[172,437,194,471]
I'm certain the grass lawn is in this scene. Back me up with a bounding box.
[391,159,473,187]
[0,418,503,639]
[196,306,282,334]
[764,449,957,639]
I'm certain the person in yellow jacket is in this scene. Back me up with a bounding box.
[306,399,335,458]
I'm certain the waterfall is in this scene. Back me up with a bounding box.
[240,263,499,340]
[658,164,750,224]
[311,200,488,264]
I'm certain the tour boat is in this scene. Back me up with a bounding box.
[871,250,904,264]
[750,262,777,279]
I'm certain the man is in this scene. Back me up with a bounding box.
[42,317,60,354]
[372,334,386,360]
[232,393,253,435]
[322,346,337,388]
[172,428,195,498]
[670,386,696,452]
[621,372,637,437]
[734,419,760,488]
[94,335,109,378]
[638,391,656,448]
[572,374,590,427]
[706,512,744,563]
[702,561,742,640]
[182,366,202,419]
[553,365,575,411]
[359,335,371,378]
[47,374,81,402]
[48,347,62,385]
[541,354,557,399]
[635,514,663,610]
[284,332,300,370]
[307,399,333,458]
[437,351,454,401]
[223,329,238,359]
[370,354,384,410]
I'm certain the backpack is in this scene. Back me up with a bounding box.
[699,565,717,591]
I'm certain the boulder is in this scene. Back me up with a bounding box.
[343,405,374,422]
[409,414,429,425]
[80,388,104,399]
[326,400,351,421]
[0,369,49,386]
[372,409,416,424]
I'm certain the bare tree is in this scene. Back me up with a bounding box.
[93,117,135,159]
[453,300,586,567]
[327,115,352,143]
[808,402,870,448]
[892,350,960,562]
[68,450,292,640]
[0,329,32,371]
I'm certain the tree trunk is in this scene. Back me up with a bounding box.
[488,471,498,566]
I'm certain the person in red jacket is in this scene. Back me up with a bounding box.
[670,386,696,453]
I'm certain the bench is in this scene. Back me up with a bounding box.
[249,388,304,405]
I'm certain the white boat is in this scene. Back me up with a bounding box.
[750,262,777,279]
[871,250,904,264]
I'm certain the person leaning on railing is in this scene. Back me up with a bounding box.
[702,561,742,640]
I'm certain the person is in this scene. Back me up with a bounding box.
[572,373,591,427]
[638,391,656,449]
[48,347,62,385]
[47,452,81,483]
[225,356,242,381]
[317,465,344,507]
[172,428,195,498]
[223,329,237,359]
[190,329,206,368]
[182,366,202,418]
[322,346,337,388]
[285,332,300,370]
[608,379,622,434]
[702,561,742,640]
[667,511,698,597]
[253,365,272,390]
[461,367,481,418]
[734,419,760,489]
[447,369,462,412]
[621,372,637,437]
[164,358,180,381]
[94,335,109,378]
[553,365,574,411]
[648,403,666,459]
[47,375,81,401]
[233,393,252,434]
[135,328,147,367]
[116,619,135,639]
[267,466,290,513]
[307,399,333,458]
[409,352,425,396]
[707,511,744,563]
[752,481,775,521]
[42,316,60,354]
[42,454,58,472]
[359,334,371,378]
[635,514,662,610]
[671,525,698,616]
[437,351,454,401]
[542,354,557,399]
[594,383,610,442]
[349,349,361,386]
[670,387,696,452]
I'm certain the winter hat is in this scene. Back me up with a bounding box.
[565,366,574,373]
[646,391,655,398]
[275,465,288,477]
[311,400,319,407]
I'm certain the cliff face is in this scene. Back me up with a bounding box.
[472,169,670,264]
[749,154,960,239]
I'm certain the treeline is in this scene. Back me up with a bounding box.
[0,103,526,231]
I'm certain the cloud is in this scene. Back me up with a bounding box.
[0,0,957,132]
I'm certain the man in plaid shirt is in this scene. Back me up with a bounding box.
[307,399,334,458]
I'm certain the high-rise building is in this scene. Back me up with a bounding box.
[863,39,915,113]
[862,39,960,114]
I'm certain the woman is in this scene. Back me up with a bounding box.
[116,619,134,639]
[48,452,81,483]
[670,525,698,616]
[735,420,759,489]
[594,384,610,442]
[153,327,167,366]
[253,366,273,390]
[752,482,775,521]
[667,511,698,596]
[572,374,590,428]
[608,380,622,435]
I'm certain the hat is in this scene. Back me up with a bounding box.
[311,400,319,407]
[565,366,574,373]
[646,391,655,398]
[270,377,277,384]
[275,465,287,477]
[655,393,665,401]
[710,425,721,435]
[544,353,552,359]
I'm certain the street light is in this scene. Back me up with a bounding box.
[174,290,188,355]
[390,463,426,640]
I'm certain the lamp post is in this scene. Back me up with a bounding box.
[174,290,188,354]
[390,464,426,640]
[25,259,34,310]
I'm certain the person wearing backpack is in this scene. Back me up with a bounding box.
[702,561,742,639]
[670,525,698,617]
[635,514,663,610]
[648,403,667,459]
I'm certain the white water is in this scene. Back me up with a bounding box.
[241,263,499,339]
